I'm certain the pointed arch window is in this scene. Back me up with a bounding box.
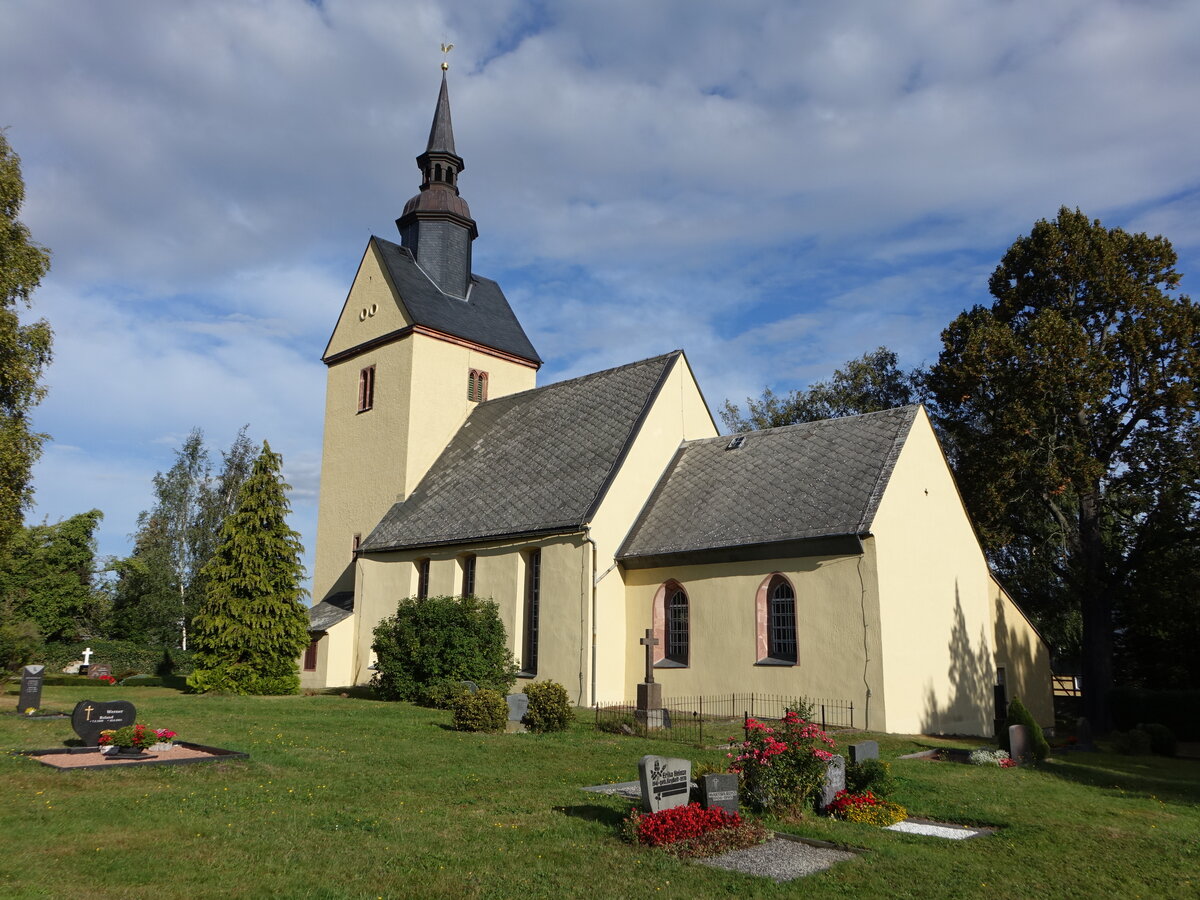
[755,574,798,665]
[468,369,489,402]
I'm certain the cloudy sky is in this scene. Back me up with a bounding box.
[3,0,1198,596]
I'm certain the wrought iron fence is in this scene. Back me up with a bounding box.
[593,693,853,747]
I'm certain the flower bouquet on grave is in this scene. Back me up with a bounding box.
[98,724,178,757]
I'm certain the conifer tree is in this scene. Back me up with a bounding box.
[188,441,309,695]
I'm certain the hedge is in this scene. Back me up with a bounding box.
[36,641,194,677]
[1110,687,1200,740]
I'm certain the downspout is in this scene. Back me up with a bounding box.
[854,534,872,731]
[583,531,598,707]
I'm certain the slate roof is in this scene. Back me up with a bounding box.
[359,352,682,552]
[618,406,920,564]
[308,591,354,632]
[324,237,541,365]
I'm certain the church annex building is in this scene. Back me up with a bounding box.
[300,74,1053,737]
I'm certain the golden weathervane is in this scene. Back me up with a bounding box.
[441,42,454,71]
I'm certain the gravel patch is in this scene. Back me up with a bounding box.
[885,820,983,839]
[700,836,859,882]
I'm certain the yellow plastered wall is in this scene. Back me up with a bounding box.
[311,241,535,607]
[991,576,1054,727]
[587,354,718,704]
[870,408,1050,736]
[352,536,590,697]
[299,617,358,689]
[620,554,886,731]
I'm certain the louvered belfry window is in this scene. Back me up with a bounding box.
[768,577,797,662]
[358,364,376,412]
[468,369,489,402]
[666,588,689,665]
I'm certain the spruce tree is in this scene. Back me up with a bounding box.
[188,441,309,695]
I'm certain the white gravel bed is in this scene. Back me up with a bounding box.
[701,837,859,882]
[885,820,982,839]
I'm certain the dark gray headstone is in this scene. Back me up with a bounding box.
[71,699,136,746]
[505,692,529,722]
[1008,724,1031,763]
[817,754,846,811]
[18,665,44,712]
[459,681,479,694]
[88,664,112,679]
[849,741,879,764]
[638,754,692,813]
[700,773,739,814]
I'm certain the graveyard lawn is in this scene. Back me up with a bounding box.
[0,685,1197,899]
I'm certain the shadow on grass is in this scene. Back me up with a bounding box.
[1038,752,1200,804]
[558,804,626,831]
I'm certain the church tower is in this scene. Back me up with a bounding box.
[310,70,541,610]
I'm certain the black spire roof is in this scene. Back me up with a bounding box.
[397,72,477,298]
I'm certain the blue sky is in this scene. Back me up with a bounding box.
[3,0,1198,596]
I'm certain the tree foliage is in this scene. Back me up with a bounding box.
[0,509,106,642]
[721,347,918,432]
[111,426,255,648]
[926,208,1200,720]
[188,441,309,695]
[0,131,53,552]
[371,595,518,702]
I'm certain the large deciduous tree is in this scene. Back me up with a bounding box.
[188,441,309,695]
[0,132,53,552]
[926,207,1200,727]
[112,426,255,648]
[721,347,918,432]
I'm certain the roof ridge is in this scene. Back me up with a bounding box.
[693,404,921,446]
[475,350,683,408]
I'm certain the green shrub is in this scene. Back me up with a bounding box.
[187,663,298,696]
[417,677,472,709]
[845,758,896,798]
[1137,722,1177,757]
[451,688,507,732]
[1003,696,1050,761]
[0,608,42,674]
[522,680,573,733]
[371,595,517,702]
[1111,728,1153,755]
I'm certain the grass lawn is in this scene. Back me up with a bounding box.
[1,684,1197,899]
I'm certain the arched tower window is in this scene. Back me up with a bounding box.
[468,369,489,402]
[434,163,443,182]
[755,574,797,664]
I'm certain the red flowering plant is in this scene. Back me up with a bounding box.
[825,790,908,826]
[727,706,836,818]
[621,803,768,859]
[98,723,178,751]
[99,674,116,685]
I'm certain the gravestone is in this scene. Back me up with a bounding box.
[849,740,879,764]
[79,646,94,676]
[18,665,44,712]
[638,754,692,813]
[459,681,479,694]
[88,664,113,680]
[71,699,136,746]
[817,754,846,811]
[699,773,739,814]
[505,693,528,733]
[1008,723,1031,763]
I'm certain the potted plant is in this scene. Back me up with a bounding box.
[98,724,178,757]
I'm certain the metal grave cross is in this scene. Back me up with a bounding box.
[640,629,659,684]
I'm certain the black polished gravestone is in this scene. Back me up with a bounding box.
[71,699,136,746]
[18,665,45,711]
[699,773,739,814]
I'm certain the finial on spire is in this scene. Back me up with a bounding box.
[440,42,453,71]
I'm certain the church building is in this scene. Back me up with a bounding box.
[301,73,1053,737]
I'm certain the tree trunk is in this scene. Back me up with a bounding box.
[1078,486,1112,732]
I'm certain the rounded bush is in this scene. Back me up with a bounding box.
[1004,696,1050,761]
[846,758,896,797]
[522,680,573,733]
[451,689,507,733]
[1136,722,1177,757]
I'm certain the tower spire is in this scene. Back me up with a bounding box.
[396,67,478,299]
